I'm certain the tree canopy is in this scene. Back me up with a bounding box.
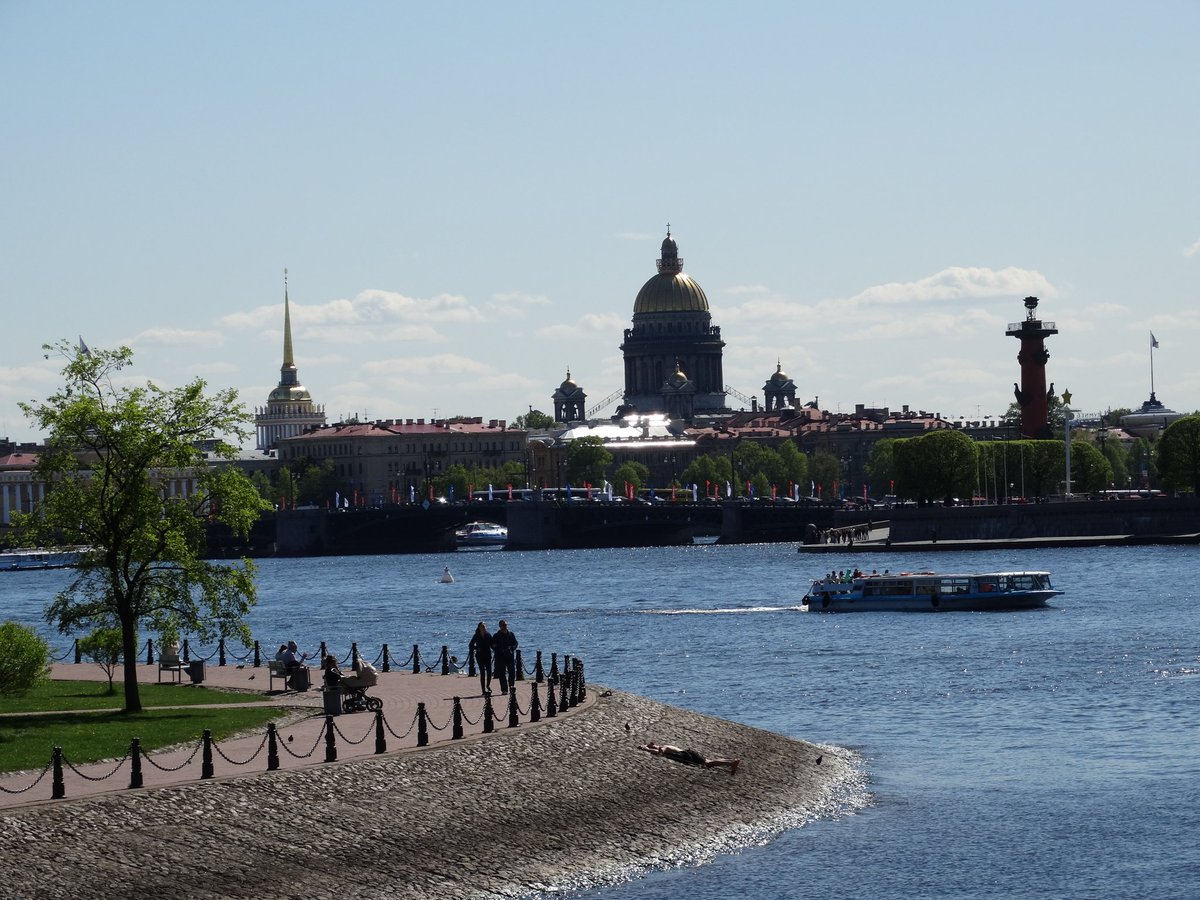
[565,435,612,486]
[17,342,269,712]
[514,408,556,430]
[1156,415,1200,493]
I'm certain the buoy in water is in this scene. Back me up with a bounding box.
[440,566,454,584]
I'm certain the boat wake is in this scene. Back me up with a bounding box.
[642,605,806,615]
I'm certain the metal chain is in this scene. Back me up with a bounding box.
[331,718,375,746]
[426,710,453,732]
[143,741,204,772]
[0,761,54,795]
[50,644,76,662]
[383,711,419,740]
[460,704,483,726]
[62,752,130,782]
[278,723,327,760]
[211,733,269,766]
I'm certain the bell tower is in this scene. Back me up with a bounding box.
[1006,296,1058,438]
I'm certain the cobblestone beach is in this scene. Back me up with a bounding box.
[0,687,851,899]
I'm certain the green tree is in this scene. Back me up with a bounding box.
[612,461,650,493]
[776,440,809,494]
[1156,415,1200,493]
[809,451,843,500]
[1128,437,1157,488]
[681,453,732,495]
[17,342,269,713]
[565,436,612,486]
[0,621,50,697]
[78,625,124,693]
[864,439,897,497]
[514,408,556,429]
[893,430,978,501]
[1069,441,1113,493]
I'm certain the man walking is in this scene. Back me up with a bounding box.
[492,619,518,694]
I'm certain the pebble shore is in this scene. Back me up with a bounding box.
[0,687,856,899]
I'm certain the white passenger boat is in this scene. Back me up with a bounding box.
[0,547,86,571]
[803,570,1062,612]
[455,522,508,548]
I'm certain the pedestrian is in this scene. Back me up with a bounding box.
[492,619,518,694]
[468,621,492,695]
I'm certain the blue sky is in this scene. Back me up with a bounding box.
[2,2,1197,444]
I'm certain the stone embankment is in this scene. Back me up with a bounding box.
[0,688,853,899]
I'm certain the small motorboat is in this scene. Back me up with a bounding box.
[455,522,508,549]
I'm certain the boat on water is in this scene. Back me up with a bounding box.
[455,522,508,549]
[0,547,87,571]
[802,570,1062,612]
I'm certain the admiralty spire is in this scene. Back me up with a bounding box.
[255,270,326,451]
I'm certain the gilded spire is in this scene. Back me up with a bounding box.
[282,268,295,369]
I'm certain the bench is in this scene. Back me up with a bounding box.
[158,649,187,683]
[268,659,310,692]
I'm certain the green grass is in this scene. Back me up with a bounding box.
[0,707,285,773]
[0,679,264,714]
[0,680,287,774]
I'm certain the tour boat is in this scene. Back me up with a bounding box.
[455,522,508,548]
[802,570,1062,612]
[0,547,86,571]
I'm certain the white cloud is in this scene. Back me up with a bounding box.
[487,292,550,318]
[219,289,484,331]
[1184,237,1200,257]
[127,327,223,347]
[534,312,624,340]
[847,266,1056,306]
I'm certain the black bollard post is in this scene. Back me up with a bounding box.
[146,638,155,666]
[129,738,143,789]
[452,697,464,740]
[412,644,421,675]
[508,690,519,728]
[562,655,572,685]
[374,709,387,755]
[320,641,328,663]
[201,730,214,779]
[267,724,279,771]
[351,642,359,670]
[468,652,477,678]
[52,747,65,800]
[218,637,226,667]
[253,640,261,667]
[545,680,558,718]
[561,669,573,709]
[440,645,449,675]
[535,649,544,683]
[417,702,429,746]
[576,659,586,701]
[482,694,494,734]
[73,638,81,664]
[182,639,190,664]
[382,643,391,673]
[529,682,541,722]
[549,652,559,683]
[324,715,337,762]
[515,648,525,681]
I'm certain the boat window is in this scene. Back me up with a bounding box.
[938,577,971,594]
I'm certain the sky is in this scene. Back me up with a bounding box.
[2,2,1197,446]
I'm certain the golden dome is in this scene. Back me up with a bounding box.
[632,230,710,315]
[269,383,313,402]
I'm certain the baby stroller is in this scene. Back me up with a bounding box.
[339,662,382,713]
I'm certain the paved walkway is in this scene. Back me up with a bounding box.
[0,659,589,808]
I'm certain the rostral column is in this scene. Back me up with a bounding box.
[1006,296,1058,438]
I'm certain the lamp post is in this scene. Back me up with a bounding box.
[1062,388,1074,497]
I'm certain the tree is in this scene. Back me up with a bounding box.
[1156,415,1200,494]
[1069,441,1113,493]
[864,439,897,497]
[0,621,50,697]
[514,408,556,430]
[809,451,843,500]
[78,626,124,693]
[894,430,978,502]
[612,461,650,493]
[17,342,269,713]
[565,436,612,486]
[681,453,732,495]
[776,441,809,493]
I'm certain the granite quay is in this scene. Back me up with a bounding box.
[0,687,849,899]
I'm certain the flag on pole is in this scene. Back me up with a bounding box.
[1151,331,1159,348]
[78,336,91,356]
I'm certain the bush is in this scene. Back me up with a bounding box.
[0,621,51,697]
[78,626,124,693]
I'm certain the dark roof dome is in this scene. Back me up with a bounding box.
[770,362,789,383]
[559,369,577,390]
[633,229,709,314]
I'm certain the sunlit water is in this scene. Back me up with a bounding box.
[3,543,1198,898]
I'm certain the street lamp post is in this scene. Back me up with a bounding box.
[1062,389,1074,497]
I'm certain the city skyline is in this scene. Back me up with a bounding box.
[2,3,1197,445]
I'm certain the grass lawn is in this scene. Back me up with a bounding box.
[0,680,287,774]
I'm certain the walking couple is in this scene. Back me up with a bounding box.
[468,619,518,696]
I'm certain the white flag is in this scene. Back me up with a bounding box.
[1151,331,1159,348]
[78,336,91,356]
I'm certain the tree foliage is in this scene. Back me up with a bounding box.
[565,436,612,486]
[1156,415,1200,494]
[514,408,556,430]
[17,342,269,712]
[0,621,50,697]
[893,430,978,501]
[612,461,650,492]
[78,626,124,693]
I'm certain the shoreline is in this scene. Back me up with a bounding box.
[0,687,862,899]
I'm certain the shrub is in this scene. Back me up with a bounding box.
[0,621,51,697]
[78,626,124,693]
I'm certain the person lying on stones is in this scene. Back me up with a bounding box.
[638,743,739,775]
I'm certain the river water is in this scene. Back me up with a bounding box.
[3,543,1198,899]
